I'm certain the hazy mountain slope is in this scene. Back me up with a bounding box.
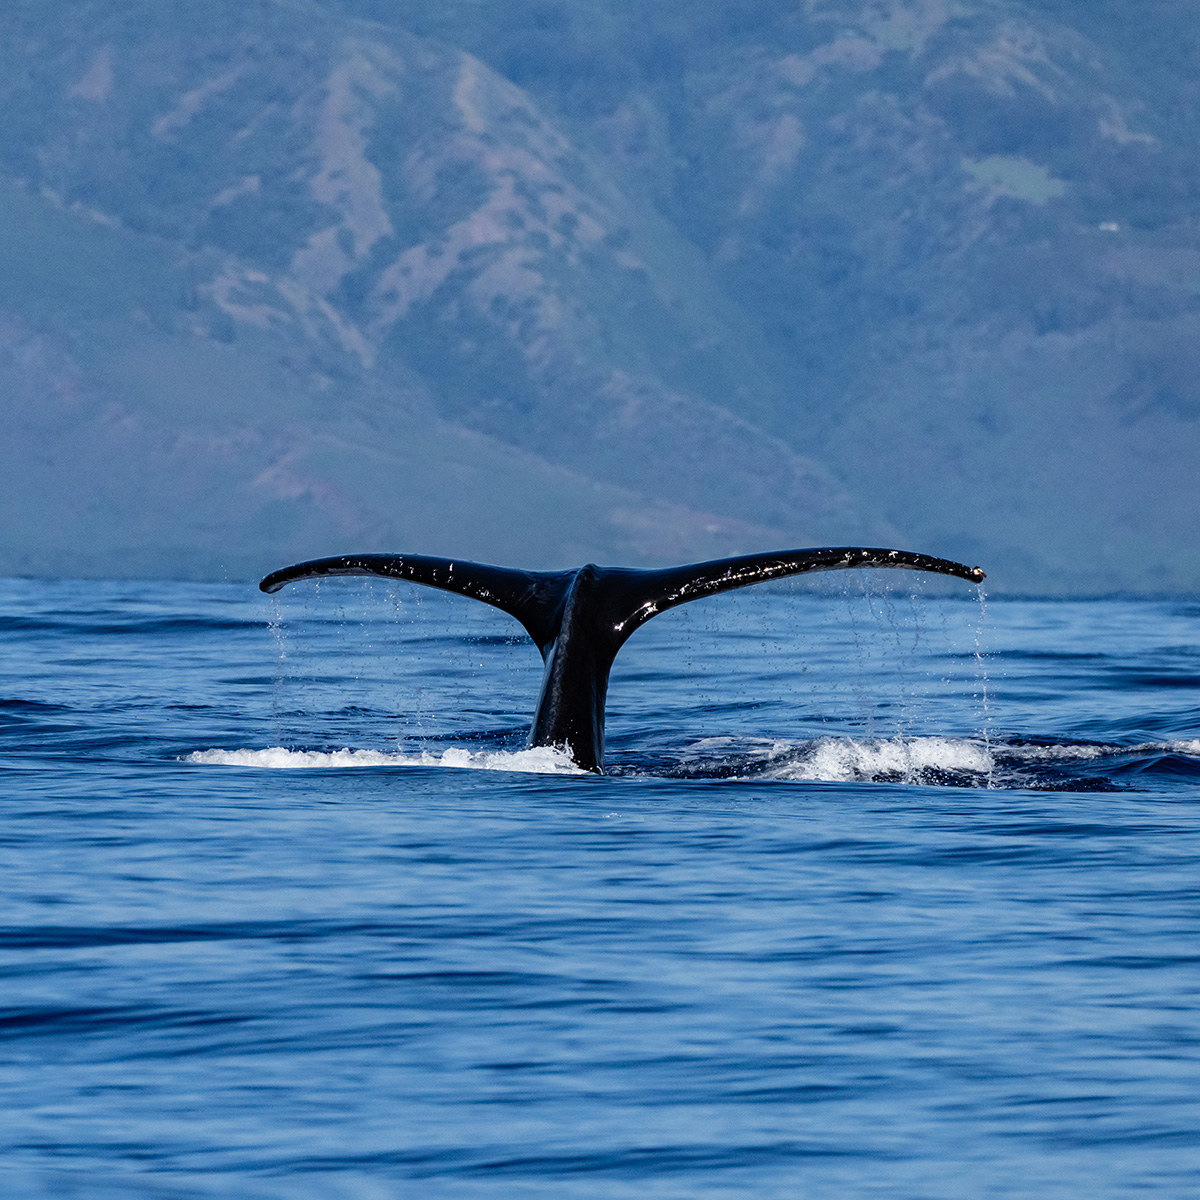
[0,0,1197,589]
[336,0,1200,591]
[0,174,781,578]
[0,0,870,582]
[660,1,1200,592]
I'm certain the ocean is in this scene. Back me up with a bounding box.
[1,573,1198,1198]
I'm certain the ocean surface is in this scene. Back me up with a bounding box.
[1,573,1198,1198]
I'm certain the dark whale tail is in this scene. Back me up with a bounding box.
[260,548,985,773]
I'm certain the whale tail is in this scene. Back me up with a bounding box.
[260,548,985,772]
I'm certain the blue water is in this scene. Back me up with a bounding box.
[2,575,1199,1198]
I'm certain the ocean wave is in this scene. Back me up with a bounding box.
[184,736,1199,787]
[669,734,1200,787]
[666,734,998,784]
[758,735,994,782]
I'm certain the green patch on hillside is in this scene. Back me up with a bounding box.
[962,156,1067,205]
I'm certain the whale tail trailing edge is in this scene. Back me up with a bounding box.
[260,548,985,772]
[260,554,569,651]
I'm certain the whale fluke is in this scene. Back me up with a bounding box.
[260,548,985,772]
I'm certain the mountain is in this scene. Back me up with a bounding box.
[1,0,1197,591]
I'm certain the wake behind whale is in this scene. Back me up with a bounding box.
[259,547,985,773]
[187,735,1200,789]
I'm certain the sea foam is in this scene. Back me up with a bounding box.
[184,745,586,775]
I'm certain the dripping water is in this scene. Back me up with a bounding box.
[973,582,994,787]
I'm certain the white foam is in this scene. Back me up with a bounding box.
[1000,742,1114,762]
[1002,738,1200,762]
[185,736,1199,784]
[720,733,1200,783]
[184,745,586,775]
[756,735,995,783]
[1166,738,1200,756]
